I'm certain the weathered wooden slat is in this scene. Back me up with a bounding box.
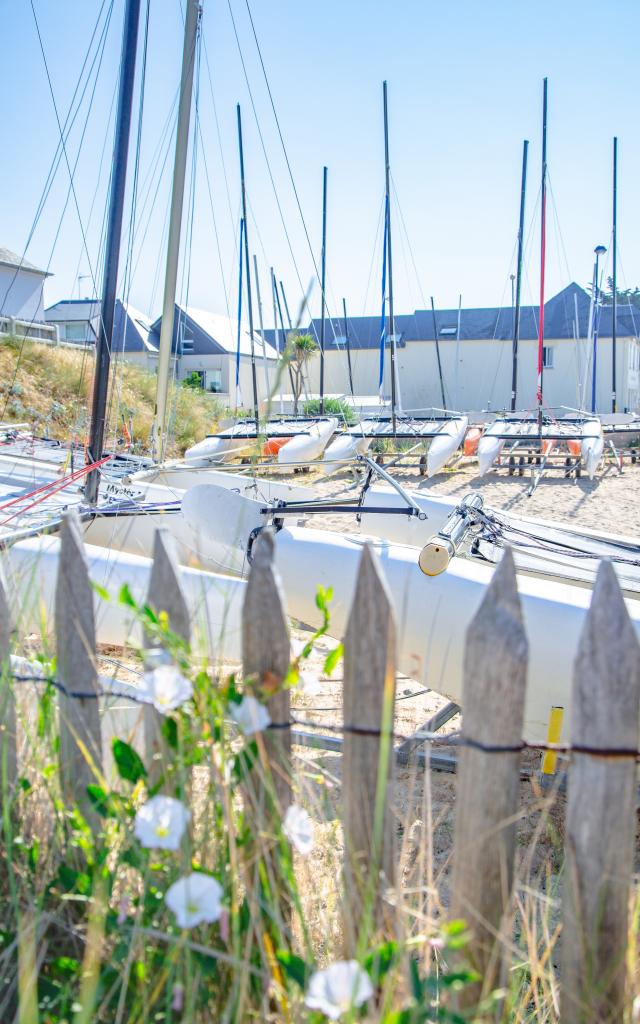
[560,560,640,1024]
[55,511,102,827]
[451,548,528,1007]
[143,529,191,784]
[342,543,397,953]
[0,566,17,795]
[242,529,291,811]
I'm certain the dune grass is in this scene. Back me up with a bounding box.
[0,337,222,456]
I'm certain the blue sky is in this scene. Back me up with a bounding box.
[1,0,638,324]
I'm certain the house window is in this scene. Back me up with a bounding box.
[181,336,194,354]
[208,369,222,393]
[543,345,554,369]
[439,327,457,336]
[332,335,347,347]
[64,322,88,341]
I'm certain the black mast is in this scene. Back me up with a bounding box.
[511,139,529,412]
[430,296,446,409]
[612,136,618,413]
[85,0,142,503]
[319,165,327,414]
[236,104,259,428]
[342,297,353,395]
[383,81,397,432]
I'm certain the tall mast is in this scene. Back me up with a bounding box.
[510,139,529,412]
[236,105,259,428]
[271,267,284,413]
[84,0,142,503]
[253,254,270,401]
[319,165,328,414]
[430,296,446,409]
[383,80,397,432]
[153,0,200,460]
[342,297,353,396]
[612,136,618,413]
[537,78,548,429]
[279,280,292,329]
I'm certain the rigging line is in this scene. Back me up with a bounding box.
[201,34,236,237]
[1,2,116,424]
[546,173,573,287]
[0,0,113,317]
[129,108,180,289]
[226,0,317,320]
[196,114,233,320]
[361,195,385,315]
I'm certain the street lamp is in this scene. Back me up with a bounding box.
[591,244,607,413]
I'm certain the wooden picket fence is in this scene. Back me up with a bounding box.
[0,509,638,1022]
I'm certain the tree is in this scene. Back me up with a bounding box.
[283,332,318,414]
[586,277,640,309]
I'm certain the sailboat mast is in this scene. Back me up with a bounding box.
[236,105,259,428]
[612,136,618,413]
[154,0,200,461]
[319,165,328,414]
[383,80,397,433]
[430,296,446,409]
[253,254,270,400]
[342,297,354,396]
[84,0,142,504]
[510,139,529,413]
[537,78,548,430]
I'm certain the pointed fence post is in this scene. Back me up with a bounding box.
[342,544,397,954]
[0,566,17,798]
[143,529,191,784]
[451,549,528,1008]
[55,511,102,828]
[560,561,640,1024]
[242,529,291,811]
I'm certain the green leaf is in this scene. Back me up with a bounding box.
[112,739,147,784]
[118,583,136,609]
[87,784,118,818]
[323,642,343,676]
[275,950,312,989]
[364,940,400,984]
[161,716,178,750]
[91,581,110,602]
[409,956,423,1002]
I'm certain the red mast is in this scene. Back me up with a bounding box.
[537,78,548,429]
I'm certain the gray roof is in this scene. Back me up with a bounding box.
[0,246,50,277]
[262,284,639,350]
[45,299,153,352]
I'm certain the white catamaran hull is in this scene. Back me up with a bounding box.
[276,417,338,468]
[581,418,604,480]
[181,484,640,741]
[427,417,468,476]
[321,429,373,475]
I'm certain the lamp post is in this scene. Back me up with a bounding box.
[591,244,607,413]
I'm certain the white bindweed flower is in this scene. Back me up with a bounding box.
[283,804,314,855]
[305,961,373,1020]
[134,795,191,851]
[142,664,192,713]
[230,695,271,735]
[297,670,323,697]
[165,872,223,929]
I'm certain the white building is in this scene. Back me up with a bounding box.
[269,284,640,415]
[0,246,58,343]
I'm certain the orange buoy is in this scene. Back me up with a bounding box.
[464,427,482,456]
[263,436,290,457]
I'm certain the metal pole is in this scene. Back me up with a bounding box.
[511,138,529,413]
[253,254,270,401]
[612,136,618,413]
[237,105,259,428]
[430,296,446,409]
[537,79,548,431]
[153,0,200,461]
[383,81,397,432]
[319,165,328,414]
[275,274,296,403]
[279,280,292,329]
[271,267,284,413]
[455,294,462,409]
[84,0,142,504]
[592,249,601,413]
[342,297,354,396]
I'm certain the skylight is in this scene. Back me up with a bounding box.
[439,327,457,336]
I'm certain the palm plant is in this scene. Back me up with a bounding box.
[283,332,318,414]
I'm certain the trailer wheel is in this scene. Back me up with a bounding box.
[631,453,637,464]
[376,454,384,467]
[564,456,571,479]
[575,463,581,479]
[508,455,515,476]
[518,456,525,477]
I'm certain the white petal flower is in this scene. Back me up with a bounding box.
[229,695,271,735]
[165,872,223,929]
[297,671,323,697]
[142,664,193,713]
[305,961,373,1020]
[134,795,191,851]
[283,804,314,855]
